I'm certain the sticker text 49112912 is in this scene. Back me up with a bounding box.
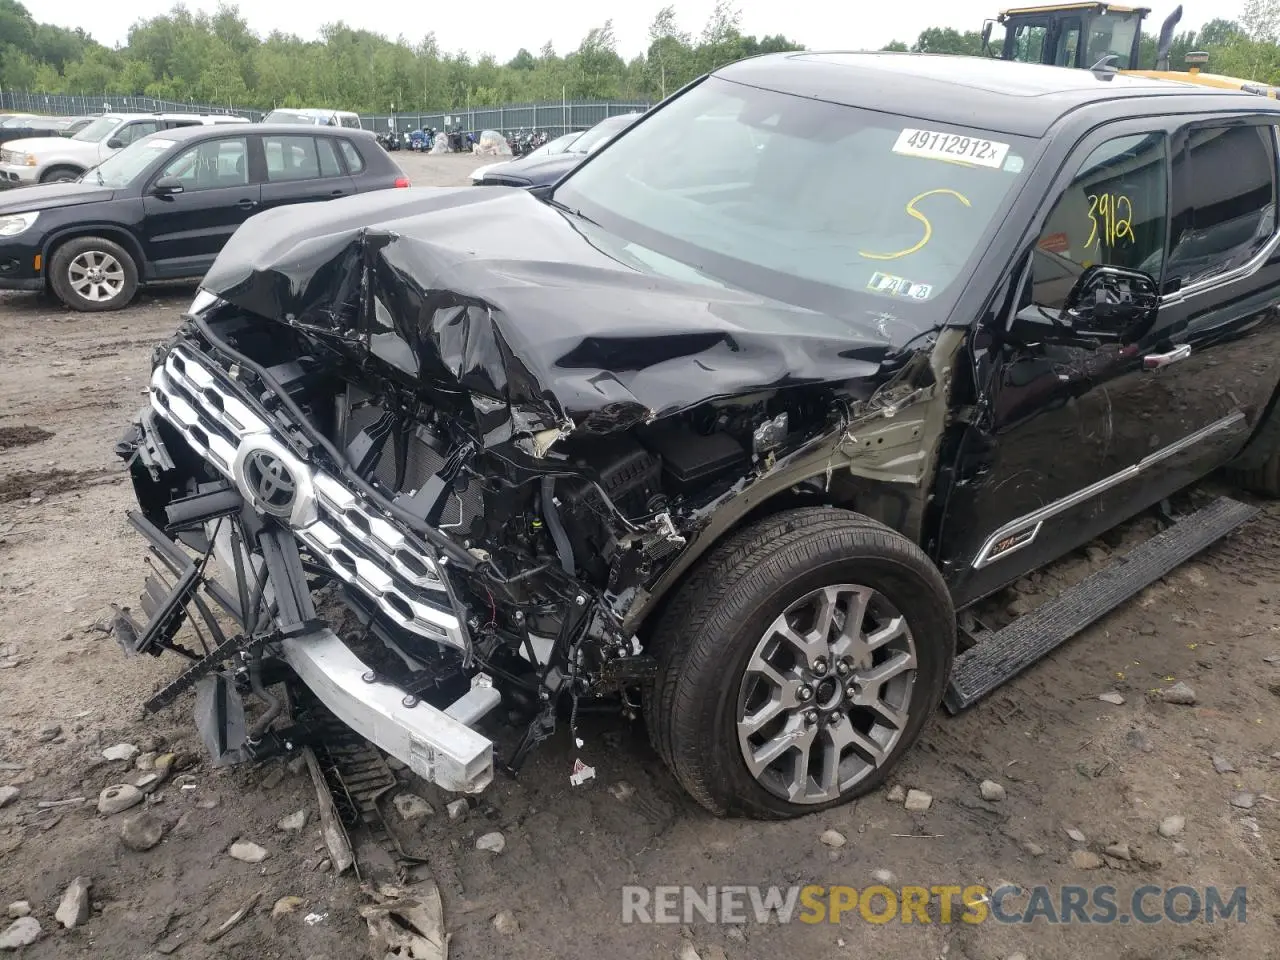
[893,128,1011,170]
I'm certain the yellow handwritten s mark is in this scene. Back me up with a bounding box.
[859,189,972,262]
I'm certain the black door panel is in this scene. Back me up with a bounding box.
[938,116,1280,607]
[140,135,258,276]
[142,184,262,277]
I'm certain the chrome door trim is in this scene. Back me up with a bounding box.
[1159,216,1280,308]
[971,411,1246,569]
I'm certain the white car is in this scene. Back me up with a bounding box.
[263,108,363,129]
[0,113,250,186]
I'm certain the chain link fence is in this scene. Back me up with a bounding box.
[0,91,261,119]
[0,92,649,137]
[360,101,651,138]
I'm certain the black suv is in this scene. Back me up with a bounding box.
[0,123,409,311]
[114,53,1280,820]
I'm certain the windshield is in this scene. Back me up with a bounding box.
[569,114,639,155]
[527,133,580,160]
[73,116,119,142]
[85,137,176,187]
[554,78,1035,319]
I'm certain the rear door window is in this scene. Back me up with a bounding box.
[316,137,342,177]
[264,135,322,181]
[1165,123,1278,289]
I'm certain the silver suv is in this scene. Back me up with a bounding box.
[0,112,250,185]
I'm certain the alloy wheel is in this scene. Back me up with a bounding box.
[736,583,918,804]
[67,250,125,303]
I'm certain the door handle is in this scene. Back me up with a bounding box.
[1142,344,1191,369]
[236,198,258,210]
[329,189,345,196]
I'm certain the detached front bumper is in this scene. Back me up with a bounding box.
[116,342,500,795]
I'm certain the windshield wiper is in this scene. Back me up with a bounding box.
[546,196,598,226]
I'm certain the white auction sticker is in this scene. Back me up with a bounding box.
[892,128,1010,169]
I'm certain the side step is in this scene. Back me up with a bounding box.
[944,496,1258,714]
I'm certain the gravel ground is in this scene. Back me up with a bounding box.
[2,151,1280,960]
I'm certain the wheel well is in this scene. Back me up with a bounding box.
[39,164,86,182]
[44,228,144,278]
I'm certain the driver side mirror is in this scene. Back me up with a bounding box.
[106,138,125,150]
[1062,264,1158,341]
[151,175,184,198]
[981,21,994,54]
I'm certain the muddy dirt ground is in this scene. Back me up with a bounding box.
[3,152,1280,960]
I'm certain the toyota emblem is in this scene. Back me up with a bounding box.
[244,449,297,516]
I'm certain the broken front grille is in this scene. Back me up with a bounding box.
[148,344,466,652]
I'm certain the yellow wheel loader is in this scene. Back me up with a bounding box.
[982,3,1279,96]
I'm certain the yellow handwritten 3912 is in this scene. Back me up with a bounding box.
[1086,193,1135,250]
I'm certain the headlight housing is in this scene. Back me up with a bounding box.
[22,154,37,167]
[0,212,39,237]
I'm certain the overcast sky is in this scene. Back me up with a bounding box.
[37,0,1242,61]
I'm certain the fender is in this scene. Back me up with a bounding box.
[41,222,149,280]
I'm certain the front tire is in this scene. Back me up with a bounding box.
[40,166,83,184]
[646,507,955,819]
[49,236,139,312]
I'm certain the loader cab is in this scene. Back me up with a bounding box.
[987,3,1149,70]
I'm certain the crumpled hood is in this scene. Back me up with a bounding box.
[200,187,920,440]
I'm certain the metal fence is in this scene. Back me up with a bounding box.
[0,91,262,119]
[0,91,649,137]
[359,101,652,137]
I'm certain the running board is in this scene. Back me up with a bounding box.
[944,496,1257,713]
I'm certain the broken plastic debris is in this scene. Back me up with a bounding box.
[304,912,328,926]
[569,758,596,787]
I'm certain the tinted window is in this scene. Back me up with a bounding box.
[160,137,248,190]
[163,120,201,131]
[1033,133,1168,311]
[340,115,362,129]
[116,121,160,146]
[1086,15,1140,67]
[1012,24,1048,62]
[1166,124,1277,288]
[264,135,321,181]
[1054,20,1081,66]
[317,137,342,177]
[338,140,365,173]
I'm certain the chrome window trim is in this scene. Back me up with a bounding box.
[1158,122,1280,308]
[971,411,1245,568]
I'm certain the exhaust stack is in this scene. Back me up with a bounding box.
[1156,5,1184,70]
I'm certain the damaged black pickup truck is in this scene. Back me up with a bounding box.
[113,52,1280,819]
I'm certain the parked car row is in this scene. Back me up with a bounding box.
[0,113,251,186]
[0,113,94,148]
[470,112,643,188]
[0,123,408,311]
